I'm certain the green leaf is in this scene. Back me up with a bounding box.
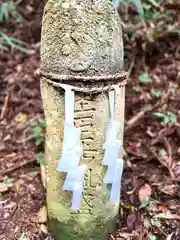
[169,88,175,95]
[158,149,167,157]
[146,0,159,7]
[0,31,28,53]
[37,152,45,165]
[150,218,161,228]
[41,120,46,128]
[34,126,42,134]
[167,112,177,123]
[153,112,165,118]
[10,37,28,47]
[139,73,152,83]
[2,3,9,23]
[32,133,38,138]
[133,85,141,92]
[0,1,24,23]
[18,232,29,240]
[35,138,43,146]
[163,115,170,124]
[0,176,9,186]
[148,233,157,240]
[139,196,150,209]
[119,233,131,239]
[143,2,152,10]
[29,120,38,127]
[151,90,163,98]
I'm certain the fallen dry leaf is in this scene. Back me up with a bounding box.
[15,113,28,123]
[36,205,47,224]
[0,185,9,193]
[0,176,4,181]
[40,224,48,234]
[40,164,47,188]
[127,213,137,231]
[0,142,5,152]
[155,212,180,220]
[166,233,173,240]
[174,161,180,181]
[14,182,20,193]
[158,184,177,196]
[138,183,152,204]
[4,201,17,210]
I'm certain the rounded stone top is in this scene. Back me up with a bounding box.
[40,0,124,78]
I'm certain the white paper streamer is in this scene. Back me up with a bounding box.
[110,159,124,204]
[104,120,120,148]
[108,91,115,119]
[63,165,86,210]
[60,84,74,126]
[113,0,120,9]
[57,84,85,210]
[57,87,82,172]
[102,90,121,169]
[102,88,124,205]
[57,124,82,172]
[102,141,120,166]
[57,145,83,172]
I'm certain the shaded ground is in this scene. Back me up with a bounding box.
[0,1,180,240]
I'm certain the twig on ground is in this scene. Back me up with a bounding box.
[127,50,136,79]
[0,158,36,176]
[0,95,9,119]
[151,127,175,145]
[109,234,116,240]
[148,147,176,180]
[155,213,180,220]
[164,137,173,167]
[125,104,153,131]
[0,198,10,206]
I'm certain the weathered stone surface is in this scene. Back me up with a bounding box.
[41,80,125,239]
[41,0,124,77]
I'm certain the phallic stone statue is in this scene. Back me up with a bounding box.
[40,0,126,239]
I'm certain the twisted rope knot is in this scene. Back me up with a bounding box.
[39,69,128,94]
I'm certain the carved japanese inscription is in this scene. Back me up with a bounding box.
[73,94,108,214]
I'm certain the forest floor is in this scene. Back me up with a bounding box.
[0,0,180,240]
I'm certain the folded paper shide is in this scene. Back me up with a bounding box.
[102,89,124,204]
[57,84,124,210]
[57,84,85,210]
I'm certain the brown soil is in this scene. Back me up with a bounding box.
[0,0,179,240]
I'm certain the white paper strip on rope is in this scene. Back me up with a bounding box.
[102,141,120,166]
[110,159,124,204]
[104,120,120,148]
[63,165,87,210]
[102,90,121,169]
[113,0,120,9]
[63,123,81,151]
[57,145,83,172]
[102,87,124,205]
[57,85,82,173]
[57,124,82,172]
[61,83,75,126]
[56,84,85,210]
